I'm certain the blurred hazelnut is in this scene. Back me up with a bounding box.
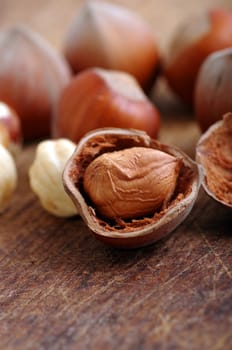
[0,25,71,140]
[164,8,232,104]
[195,48,232,131]
[0,101,22,155]
[0,144,17,212]
[63,0,160,90]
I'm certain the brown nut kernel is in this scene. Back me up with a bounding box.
[63,128,203,249]
[83,147,182,220]
[196,113,232,208]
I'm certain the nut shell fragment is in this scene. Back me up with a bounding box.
[63,128,203,248]
[196,113,232,207]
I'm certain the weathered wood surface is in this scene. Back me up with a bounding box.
[0,1,232,349]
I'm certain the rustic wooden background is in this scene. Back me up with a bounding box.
[0,0,232,349]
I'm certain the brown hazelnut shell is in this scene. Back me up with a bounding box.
[194,48,232,132]
[63,128,203,249]
[196,113,232,208]
[63,0,160,90]
[53,68,160,143]
[164,8,232,104]
[0,25,71,140]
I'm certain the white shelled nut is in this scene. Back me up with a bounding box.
[29,139,78,217]
[0,144,17,212]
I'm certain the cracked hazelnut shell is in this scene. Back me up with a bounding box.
[63,128,203,249]
[196,113,232,208]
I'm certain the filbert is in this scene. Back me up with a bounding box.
[63,0,160,90]
[196,113,232,208]
[0,102,22,155]
[0,144,17,212]
[63,128,202,248]
[0,25,71,140]
[164,8,232,104]
[29,139,78,217]
[83,147,182,220]
[53,68,160,143]
[195,48,232,132]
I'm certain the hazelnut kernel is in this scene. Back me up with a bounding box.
[83,147,182,219]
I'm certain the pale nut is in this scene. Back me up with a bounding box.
[63,128,203,249]
[0,123,9,150]
[83,147,182,220]
[0,102,22,155]
[29,139,78,217]
[0,144,17,212]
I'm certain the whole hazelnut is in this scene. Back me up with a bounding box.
[195,48,232,132]
[29,139,78,217]
[196,113,232,208]
[0,25,71,140]
[0,102,22,155]
[0,144,17,212]
[63,0,160,90]
[53,68,160,143]
[63,128,202,248]
[164,8,232,104]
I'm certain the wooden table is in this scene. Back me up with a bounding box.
[0,1,232,349]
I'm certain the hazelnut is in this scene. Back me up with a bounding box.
[196,113,232,208]
[164,8,232,104]
[0,102,22,155]
[83,147,182,220]
[63,0,160,90]
[195,48,232,132]
[0,25,71,140]
[0,144,17,212]
[63,128,202,248]
[53,68,160,143]
[29,139,78,217]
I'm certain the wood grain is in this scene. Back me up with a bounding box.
[0,1,232,349]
